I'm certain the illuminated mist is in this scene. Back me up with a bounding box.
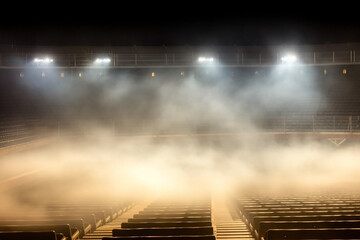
[0,64,359,217]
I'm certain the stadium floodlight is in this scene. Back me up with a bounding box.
[281,54,297,64]
[33,57,54,64]
[198,57,214,63]
[94,58,111,64]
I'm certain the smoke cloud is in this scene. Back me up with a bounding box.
[0,64,359,217]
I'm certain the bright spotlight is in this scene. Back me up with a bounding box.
[198,57,214,63]
[281,54,297,64]
[33,57,54,64]
[94,58,111,64]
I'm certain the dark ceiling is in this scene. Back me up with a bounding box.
[1,3,359,46]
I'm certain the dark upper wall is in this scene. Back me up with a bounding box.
[1,65,360,120]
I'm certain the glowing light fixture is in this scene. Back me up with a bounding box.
[94,58,111,64]
[281,54,297,64]
[34,57,54,64]
[198,57,214,63]
[151,72,155,77]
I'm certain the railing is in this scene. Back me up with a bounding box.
[0,44,360,68]
[257,115,360,133]
[0,118,52,148]
[1,115,360,149]
[55,115,360,137]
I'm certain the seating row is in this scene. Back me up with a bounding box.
[103,199,215,240]
[0,201,133,240]
[236,194,360,240]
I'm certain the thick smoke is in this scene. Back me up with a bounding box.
[0,64,359,217]
[1,138,360,214]
[18,64,323,135]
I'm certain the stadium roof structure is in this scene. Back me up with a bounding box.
[0,43,360,68]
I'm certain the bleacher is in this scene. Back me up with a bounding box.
[0,117,47,148]
[103,199,215,240]
[236,194,360,240]
[5,192,360,240]
[0,73,58,148]
[0,198,215,240]
[0,202,133,240]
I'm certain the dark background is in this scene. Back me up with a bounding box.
[0,2,359,46]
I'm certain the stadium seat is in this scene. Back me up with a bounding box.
[0,224,77,240]
[0,231,62,240]
[112,227,214,236]
[266,228,360,240]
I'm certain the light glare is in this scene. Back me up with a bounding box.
[94,58,111,64]
[198,57,214,63]
[34,57,54,64]
[281,54,297,64]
